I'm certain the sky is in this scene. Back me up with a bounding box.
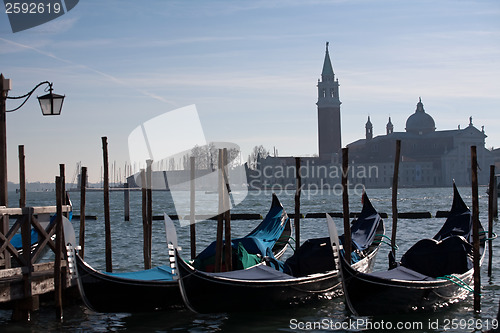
[1,0,499,184]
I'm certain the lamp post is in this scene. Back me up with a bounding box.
[0,73,65,206]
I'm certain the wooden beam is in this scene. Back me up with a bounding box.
[0,206,71,215]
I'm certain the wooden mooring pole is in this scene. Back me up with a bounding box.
[215,149,224,272]
[488,165,495,277]
[471,146,481,313]
[391,140,401,261]
[102,137,112,272]
[54,175,63,321]
[223,148,232,272]
[146,159,153,269]
[13,193,36,321]
[141,169,149,269]
[79,166,87,259]
[295,157,301,248]
[341,148,351,264]
[18,145,25,208]
[190,156,196,260]
[494,175,498,219]
[124,181,130,222]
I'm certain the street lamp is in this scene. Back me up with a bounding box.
[0,73,65,206]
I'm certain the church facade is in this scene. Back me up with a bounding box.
[252,43,493,188]
[348,100,492,187]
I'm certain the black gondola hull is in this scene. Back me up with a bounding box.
[176,244,379,314]
[176,192,384,314]
[342,258,477,315]
[75,254,182,313]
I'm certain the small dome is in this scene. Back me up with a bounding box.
[405,98,435,135]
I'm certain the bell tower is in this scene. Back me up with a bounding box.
[317,42,341,160]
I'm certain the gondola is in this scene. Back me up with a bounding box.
[175,192,385,314]
[74,194,291,313]
[340,183,486,316]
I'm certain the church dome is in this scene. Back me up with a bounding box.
[405,98,435,135]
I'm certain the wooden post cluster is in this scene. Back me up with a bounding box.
[0,162,72,322]
[341,148,351,264]
[471,146,481,313]
[295,157,301,248]
[215,149,231,272]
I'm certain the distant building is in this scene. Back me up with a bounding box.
[253,43,493,188]
[348,100,492,186]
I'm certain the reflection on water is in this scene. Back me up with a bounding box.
[0,187,498,332]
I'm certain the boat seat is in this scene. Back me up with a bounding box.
[210,264,295,281]
[400,235,472,278]
[370,265,436,281]
[104,265,175,281]
[284,237,335,277]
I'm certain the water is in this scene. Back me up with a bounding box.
[1,187,499,332]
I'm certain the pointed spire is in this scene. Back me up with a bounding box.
[365,116,372,127]
[416,97,425,113]
[321,42,334,78]
[365,116,373,140]
[386,116,394,135]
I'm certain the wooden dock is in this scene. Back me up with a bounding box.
[0,203,75,320]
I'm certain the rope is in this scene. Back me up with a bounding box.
[284,236,296,252]
[479,230,497,241]
[436,275,480,296]
[374,234,399,250]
